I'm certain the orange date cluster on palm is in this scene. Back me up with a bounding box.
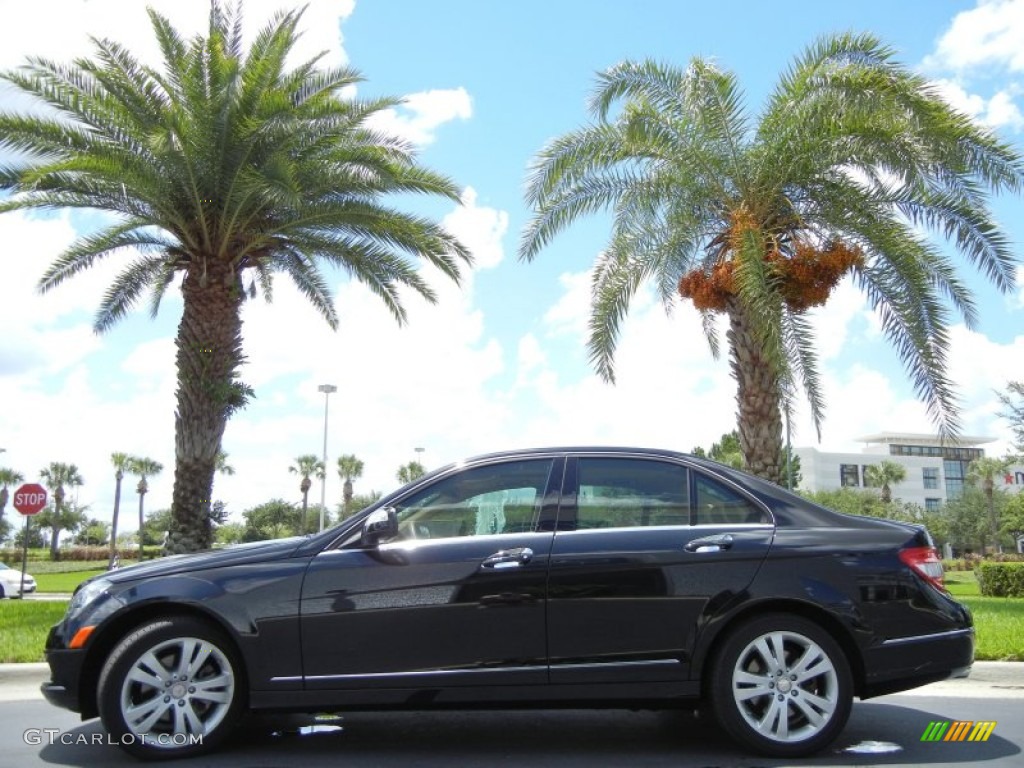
[678,240,864,313]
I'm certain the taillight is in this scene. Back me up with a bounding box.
[899,546,945,591]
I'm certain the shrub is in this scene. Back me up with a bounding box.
[976,562,1024,597]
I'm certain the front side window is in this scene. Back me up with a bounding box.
[576,458,689,529]
[392,459,553,540]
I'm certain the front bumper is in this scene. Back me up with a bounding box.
[41,647,86,715]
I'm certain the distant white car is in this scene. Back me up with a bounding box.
[0,562,36,598]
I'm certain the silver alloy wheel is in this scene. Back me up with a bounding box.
[119,636,235,749]
[731,630,839,743]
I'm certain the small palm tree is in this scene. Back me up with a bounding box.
[396,461,426,485]
[337,454,365,518]
[289,455,325,532]
[108,453,132,568]
[0,2,470,554]
[0,468,25,524]
[39,463,84,560]
[968,456,1013,551]
[521,34,1023,483]
[863,460,908,504]
[129,457,163,561]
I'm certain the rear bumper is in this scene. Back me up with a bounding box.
[861,627,974,698]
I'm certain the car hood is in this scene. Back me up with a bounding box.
[102,537,308,585]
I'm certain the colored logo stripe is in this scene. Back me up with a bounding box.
[920,720,996,742]
[968,722,997,742]
[944,721,972,741]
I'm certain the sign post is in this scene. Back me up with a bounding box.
[13,483,47,598]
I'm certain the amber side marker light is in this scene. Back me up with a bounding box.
[69,626,95,649]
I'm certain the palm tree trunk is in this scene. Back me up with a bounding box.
[727,298,784,484]
[109,475,122,568]
[985,480,1000,553]
[301,491,308,532]
[0,486,8,524]
[166,262,244,554]
[344,479,353,518]
[50,487,65,561]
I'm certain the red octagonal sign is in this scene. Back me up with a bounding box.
[13,483,47,515]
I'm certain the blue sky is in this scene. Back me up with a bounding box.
[1,0,1023,529]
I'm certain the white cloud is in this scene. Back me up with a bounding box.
[932,78,1024,129]
[928,0,1024,73]
[367,87,472,146]
[925,1,1024,132]
[441,187,508,271]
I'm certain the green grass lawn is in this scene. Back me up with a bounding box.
[0,601,68,663]
[32,569,106,593]
[942,569,1024,661]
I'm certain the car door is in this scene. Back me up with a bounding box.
[300,455,562,690]
[546,454,775,685]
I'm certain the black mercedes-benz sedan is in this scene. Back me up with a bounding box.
[41,447,972,759]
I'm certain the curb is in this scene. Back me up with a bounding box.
[0,663,48,682]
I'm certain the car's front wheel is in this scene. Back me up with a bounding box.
[710,613,852,758]
[97,616,244,759]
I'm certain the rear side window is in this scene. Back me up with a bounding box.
[694,473,770,525]
[576,458,690,529]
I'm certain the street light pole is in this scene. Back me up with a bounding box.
[317,384,337,532]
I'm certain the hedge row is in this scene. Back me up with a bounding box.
[0,546,162,563]
[975,562,1024,597]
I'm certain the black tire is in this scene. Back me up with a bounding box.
[709,613,852,758]
[97,616,245,759]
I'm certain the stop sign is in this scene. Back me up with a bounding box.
[13,483,47,515]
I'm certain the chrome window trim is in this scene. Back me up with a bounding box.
[553,523,774,536]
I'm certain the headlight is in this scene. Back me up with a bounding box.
[66,578,111,619]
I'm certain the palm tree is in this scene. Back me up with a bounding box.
[39,463,84,560]
[289,454,325,531]
[521,34,1023,484]
[215,450,235,478]
[968,456,1013,552]
[863,460,907,504]
[337,454,365,518]
[129,456,164,561]
[0,468,24,524]
[396,461,426,485]
[108,452,132,568]
[0,2,470,553]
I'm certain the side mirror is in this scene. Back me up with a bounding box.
[361,506,398,547]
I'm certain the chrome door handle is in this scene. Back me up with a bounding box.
[684,534,734,553]
[481,547,534,569]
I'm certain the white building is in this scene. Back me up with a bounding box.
[796,432,1024,510]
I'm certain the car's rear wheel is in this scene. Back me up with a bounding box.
[97,616,244,759]
[710,613,852,758]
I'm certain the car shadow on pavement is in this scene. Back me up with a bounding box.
[36,702,1020,767]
